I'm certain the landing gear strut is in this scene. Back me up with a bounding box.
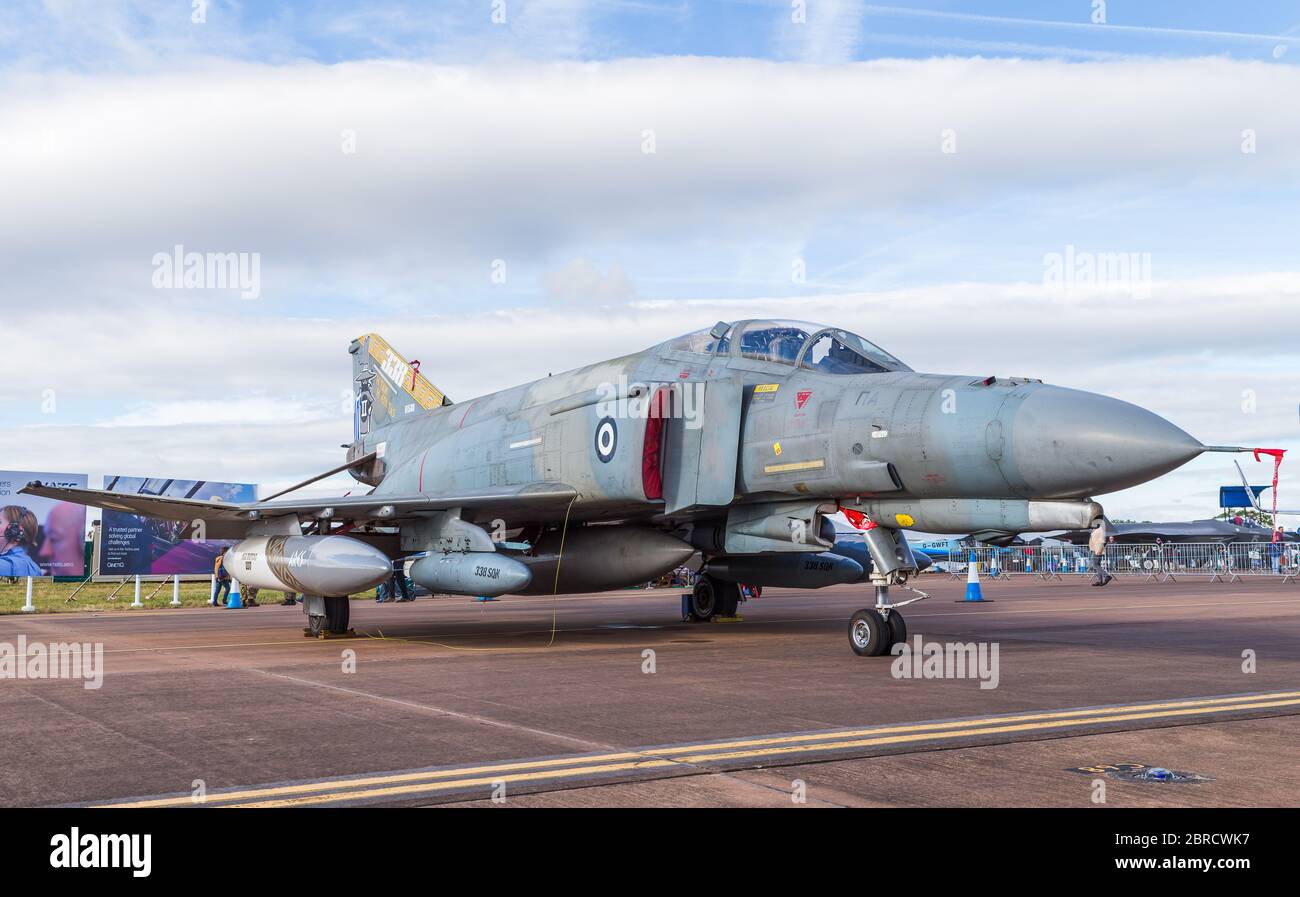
[842,518,932,656]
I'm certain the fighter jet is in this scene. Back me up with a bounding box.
[23,319,1260,656]
[1054,518,1296,545]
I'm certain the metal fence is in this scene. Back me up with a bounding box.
[943,542,1300,583]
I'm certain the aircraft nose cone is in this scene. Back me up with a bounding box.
[1008,385,1203,497]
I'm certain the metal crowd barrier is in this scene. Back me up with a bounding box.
[943,542,1299,584]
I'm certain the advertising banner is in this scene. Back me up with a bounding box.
[0,470,90,578]
[99,476,256,576]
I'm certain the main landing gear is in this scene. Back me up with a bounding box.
[304,595,354,638]
[688,574,740,622]
[848,585,926,657]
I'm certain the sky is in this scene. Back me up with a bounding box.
[1,0,1297,524]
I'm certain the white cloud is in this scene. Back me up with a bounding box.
[542,257,637,304]
[100,397,339,428]
[3,55,1299,307]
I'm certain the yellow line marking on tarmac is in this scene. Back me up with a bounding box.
[230,696,1300,807]
[98,690,1300,808]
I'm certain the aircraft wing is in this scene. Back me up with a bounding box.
[19,481,581,526]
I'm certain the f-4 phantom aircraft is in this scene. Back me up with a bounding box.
[24,319,1256,655]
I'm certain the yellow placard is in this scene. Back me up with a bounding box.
[894,513,915,527]
[764,459,826,475]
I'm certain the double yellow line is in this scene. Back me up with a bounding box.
[100,690,1300,808]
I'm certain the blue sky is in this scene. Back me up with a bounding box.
[1,1,1297,521]
[4,2,1299,68]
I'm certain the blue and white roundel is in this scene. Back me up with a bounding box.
[594,417,618,463]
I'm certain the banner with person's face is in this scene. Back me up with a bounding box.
[0,471,90,577]
[99,477,257,576]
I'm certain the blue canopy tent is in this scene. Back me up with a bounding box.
[1220,484,1269,509]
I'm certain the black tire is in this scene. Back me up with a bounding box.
[885,611,907,652]
[716,581,741,617]
[848,608,890,657]
[690,578,718,621]
[324,596,350,634]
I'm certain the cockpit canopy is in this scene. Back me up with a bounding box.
[664,320,910,374]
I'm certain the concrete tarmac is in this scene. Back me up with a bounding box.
[2,576,1298,807]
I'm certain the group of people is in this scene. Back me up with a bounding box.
[1087,519,1296,583]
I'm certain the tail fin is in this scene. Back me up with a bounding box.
[350,333,451,439]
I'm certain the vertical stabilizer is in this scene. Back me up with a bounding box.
[349,333,451,439]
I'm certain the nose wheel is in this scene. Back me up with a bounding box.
[848,585,926,656]
[848,608,891,656]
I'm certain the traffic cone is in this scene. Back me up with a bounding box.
[964,551,987,602]
[227,578,243,609]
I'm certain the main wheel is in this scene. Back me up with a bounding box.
[324,596,350,634]
[716,581,741,617]
[885,611,907,652]
[848,608,890,657]
[305,613,324,637]
[690,577,718,621]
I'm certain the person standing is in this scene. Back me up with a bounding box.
[1089,519,1113,587]
[1270,527,1284,574]
[389,558,413,602]
[212,550,232,605]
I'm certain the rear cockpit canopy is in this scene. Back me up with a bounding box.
[663,320,910,374]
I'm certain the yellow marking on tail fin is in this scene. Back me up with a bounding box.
[359,333,449,410]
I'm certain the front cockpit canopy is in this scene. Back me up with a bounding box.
[664,319,909,374]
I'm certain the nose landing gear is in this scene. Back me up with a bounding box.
[848,585,927,656]
[843,518,929,656]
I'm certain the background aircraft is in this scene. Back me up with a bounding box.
[1055,518,1296,545]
